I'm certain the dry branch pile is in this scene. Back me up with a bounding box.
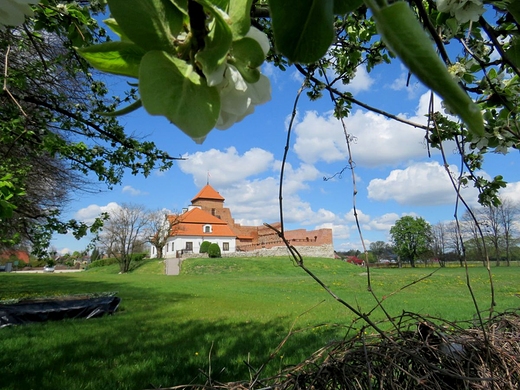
[167,311,520,390]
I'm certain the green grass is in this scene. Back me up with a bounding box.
[0,257,518,390]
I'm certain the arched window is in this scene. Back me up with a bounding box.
[203,225,212,233]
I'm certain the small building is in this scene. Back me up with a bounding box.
[150,184,334,258]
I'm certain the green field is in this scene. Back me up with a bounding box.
[0,257,518,390]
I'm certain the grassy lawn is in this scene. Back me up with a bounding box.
[0,257,518,390]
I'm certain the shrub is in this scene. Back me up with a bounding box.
[131,253,147,262]
[208,243,221,258]
[89,257,118,268]
[199,241,211,254]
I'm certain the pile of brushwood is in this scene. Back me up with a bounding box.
[165,310,520,390]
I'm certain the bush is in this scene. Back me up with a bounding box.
[199,241,211,254]
[208,243,221,258]
[89,257,118,268]
[131,253,147,262]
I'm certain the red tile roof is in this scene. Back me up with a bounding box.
[191,184,225,203]
[171,207,236,238]
[0,250,30,263]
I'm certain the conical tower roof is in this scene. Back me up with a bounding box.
[191,184,225,203]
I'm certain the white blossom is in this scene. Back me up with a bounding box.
[447,62,466,81]
[204,26,271,131]
[437,0,485,23]
[215,64,271,130]
[0,0,39,29]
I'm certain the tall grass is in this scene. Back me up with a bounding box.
[0,257,518,390]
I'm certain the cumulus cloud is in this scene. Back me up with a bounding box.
[179,147,275,187]
[500,181,520,203]
[367,161,480,206]
[364,212,402,231]
[122,185,147,196]
[74,202,121,224]
[331,66,375,94]
[316,222,351,240]
[291,91,456,168]
[388,65,423,99]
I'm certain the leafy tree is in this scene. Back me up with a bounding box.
[1,1,177,254]
[369,241,391,262]
[90,247,101,262]
[98,204,150,273]
[390,216,432,268]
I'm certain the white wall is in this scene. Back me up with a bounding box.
[151,236,236,258]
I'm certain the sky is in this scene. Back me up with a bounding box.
[52,48,520,255]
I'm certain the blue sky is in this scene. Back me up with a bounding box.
[52,55,520,255]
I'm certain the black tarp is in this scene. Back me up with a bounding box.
[0,296,121,327]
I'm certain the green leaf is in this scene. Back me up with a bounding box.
[103,18,132,41]
[334,0,364,14]
[99,99,143,117]
[139,51,220,142]
[228,0,253,39]
[107,0,183,52]
[77,42,145,78]
[505,39,520,69]
[170,0,189,14]
[268,0,334,64]
[368,1,484,136]
[195,1,233,82]
[507,1,520,25]
[229,37,264,83]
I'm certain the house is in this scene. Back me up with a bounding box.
[0,249,30,264]
[150,184,333,258]
[346,256,365,266]
[152,206,237,258]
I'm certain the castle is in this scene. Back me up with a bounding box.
[149,184,334,258]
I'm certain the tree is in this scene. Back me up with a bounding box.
[498,198,519,266]
[369,241,391,262]
[146,209,181,259]
[99,204,149,273]
[446,221,464,267]
[431,222,448,267]
[390,216,432,268]
[1,1,177,254]
[481,205,503,266]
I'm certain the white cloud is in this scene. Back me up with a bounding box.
[316,222,351,240]
[500,181,520,203]
[331,66,375,94]
[122,185,147,196]
[367,161,479,206]
[364,212,401,231]
[291,90,459,169]
[179,147,275,187]
[344,208,371,224]
[293,109,428,167]
[74,202,121,224]
[388,65,422,99]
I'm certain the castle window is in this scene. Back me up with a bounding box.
[223,242,229,251]
[211,208,216,216]
[186,242,193,251]
[204,224,212,233]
